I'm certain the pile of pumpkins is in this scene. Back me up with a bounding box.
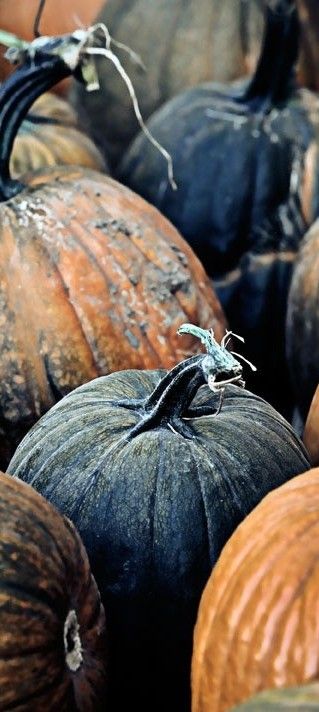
[0,0,319,710]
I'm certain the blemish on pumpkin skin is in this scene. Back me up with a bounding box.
[124,330,140,349]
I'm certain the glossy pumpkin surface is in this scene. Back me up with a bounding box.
[303,385,319,466]
[192,467,319,712]
[9,354,310,711]
[0,470,107,710]
[286,218,319,419]
[11,92,105,178]
[231,683,319,710]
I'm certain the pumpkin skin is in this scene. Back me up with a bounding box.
[9,355,310,711]
[231,683,319,710]
[0,46,225,469]
[192,467,319,712]
[118,2,319,415]
[286,219,319,420]
[11,92,105,178]
[303,385,319,466]
[0,470,107,711]
[70,0,264,168]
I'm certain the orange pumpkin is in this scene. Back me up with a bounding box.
[0,33,225,468]
[11,92,105,177]
[303,385,319,466]
[0,470,107,710]
[192,467,319,712]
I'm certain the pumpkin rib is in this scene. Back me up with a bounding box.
[192,510,319,705]
[192,477,319,711]
[64,211,171,366]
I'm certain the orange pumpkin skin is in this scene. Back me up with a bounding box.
[303,385,319,466]
[192,467,319,712]
[0,165,225,468]
[0,470,107,710]
[11,93,105,177]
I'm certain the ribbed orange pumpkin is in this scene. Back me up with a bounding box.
[303,385,319,466]
[0,34,225,468]
[11,92,105,178]
[0,470,107,710]
[192,467,319,712]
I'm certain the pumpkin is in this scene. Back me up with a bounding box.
[70,0,264,168]
[8,327,310,712]
[118,0,319,416]
[191,467,319,712]
[0,32,224,469]
[0,470,107,710]
[286,219,319,420]
[0,0,105,94]
[231,683,319,710]
[11,92,105,178]
[303,385,319,466]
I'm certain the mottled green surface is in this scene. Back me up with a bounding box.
[231,683,319,710]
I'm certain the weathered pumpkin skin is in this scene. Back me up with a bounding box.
[0,39,225,468]
[192,467,319,712]
[303,385,319,466]
[11,92,105,178]
[286,219,319,420]
[118,2,319,415]
[71,0,264,167]
[231,683,319,710]
[0,164,224,468]
[9,358,310,712]
[0,470,107,711]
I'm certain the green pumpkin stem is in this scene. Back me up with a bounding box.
[243,0,299,110]
[0,35,83,201]
[129,324,245,438]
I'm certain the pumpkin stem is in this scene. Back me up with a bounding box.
[0,33,87,201]
[129,325,245,438]
[64,609,83,673]
[242,0,299,111]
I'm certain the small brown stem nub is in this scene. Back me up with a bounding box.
[64,610,83,673]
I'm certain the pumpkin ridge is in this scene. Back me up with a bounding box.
[64,209,168,366]
[254,553,319,690]
[200,512,319,708]
[192,506,319,680]
[2,667,71,711]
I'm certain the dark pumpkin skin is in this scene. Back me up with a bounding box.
[0,37,225,469]
[286,219,319,419]
[9,354,310,711]
[118,0,319,415]
[231,683,319,710]
[0,470,107,711]
[71,0,264,168]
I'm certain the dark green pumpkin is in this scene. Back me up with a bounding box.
[9,347,310,712]
[118,0,319,415]
[231,683,319,710]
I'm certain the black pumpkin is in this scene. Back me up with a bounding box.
[9,329,310,712]
[70,0,264,168]
[118,0,319,415]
